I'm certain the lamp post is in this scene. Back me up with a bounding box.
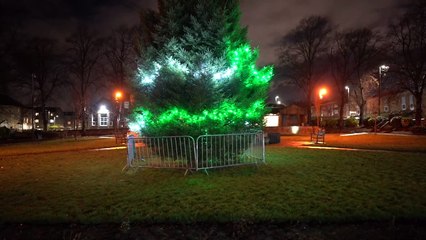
[114,90,122,132]
[378,65,389,117]
[275,95,281,105]
[345,86,350,117]
[316,87,327,127]
[375,65,389,133]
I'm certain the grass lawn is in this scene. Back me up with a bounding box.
[0,135,425,225]
[0,137,120,156]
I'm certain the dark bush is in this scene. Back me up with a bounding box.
[344,117,358,128]
[364,117,378,128]
[363,117,371,128]
[411,126,426,135]
[0,126,11,139]
[322,118,338,128]
[390,116,402,129]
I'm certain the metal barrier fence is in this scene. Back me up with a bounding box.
[126,136,196,170]
[126,132,265,173]
[196,132,265,170]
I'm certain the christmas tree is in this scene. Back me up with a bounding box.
[130,0,273,137]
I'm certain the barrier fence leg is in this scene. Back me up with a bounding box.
[123,135,135,171]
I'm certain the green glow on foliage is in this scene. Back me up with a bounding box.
[226,44,273,88]
[132,29,273,136]
[165,56,189,74]
[137,62,161,85]
[130,100,267,135]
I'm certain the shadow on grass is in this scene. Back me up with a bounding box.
[1,220,426,240]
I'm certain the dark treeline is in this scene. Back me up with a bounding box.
[278,0,426,127]
[0,18,139,131]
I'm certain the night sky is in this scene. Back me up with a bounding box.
[2,0,409,106]
[3,0,408,65]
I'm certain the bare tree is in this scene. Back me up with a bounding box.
[346,28,383,126]
[388,0,426,126]
[279,16,332,124]
[17,37,65,131]
[66,26,104,132]
[329,31,356,130]
[104,26,137,91]
[104,25,137,130]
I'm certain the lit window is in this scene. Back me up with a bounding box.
[67,121,71,125]
[34,119,39,123]
[35,112,39,116]
[409,95,414,110]
[384,106,389,112]
[264,114,279,127]
[401,96,406,110]
[99,113,108,126]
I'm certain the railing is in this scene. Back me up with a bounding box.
[196,133,265,170]
[126,132,265,173]
[126,136,196,170]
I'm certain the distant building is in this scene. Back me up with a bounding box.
[33,107,64,130]
[264,103,308,127]
[363,74,426,120]
[63,111,77,130]
[88,100,114,129]
[0,94,31,131]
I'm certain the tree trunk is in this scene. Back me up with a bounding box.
[42,104,48,131]
[81,110,86,132]
[359,102,365,126]
[338,90,345,131]
[307,90,312,125]
[415,93,423,126]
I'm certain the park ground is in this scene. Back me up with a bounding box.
[0,133,425,239]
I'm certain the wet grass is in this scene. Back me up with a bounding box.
[277,133,426,152]
[0,136,425,224]
[0,137,119,156]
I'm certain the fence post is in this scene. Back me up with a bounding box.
[127,135,135,167]
[195,136,199,171]
[262,132,266,164]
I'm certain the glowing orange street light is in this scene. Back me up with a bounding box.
[115,91,122,101]
[316,87,328,127]
[319,88,327,100]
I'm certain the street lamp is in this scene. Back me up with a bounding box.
[378,65,389,116]
[114,90,123,132]
[345,86,349,99]
[115,91,122,101]
[316,87,327,127]
[275,95,281,105]
[345,86,350,117]
[375,65,389,133]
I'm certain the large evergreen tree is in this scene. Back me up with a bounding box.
[130,0,273,137]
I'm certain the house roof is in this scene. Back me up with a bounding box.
[0,94,24,107]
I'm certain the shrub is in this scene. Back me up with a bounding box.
[0,126,11,139]
[363,117,377,128]
[390,116,402,129]
[344,117,358,128]
[401,117,414,128]
[411,126,426,135]
[322,118,338,128]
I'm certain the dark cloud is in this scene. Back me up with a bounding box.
[240,0,406,66]
[3,0,406,62]
[2,0,157,38]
